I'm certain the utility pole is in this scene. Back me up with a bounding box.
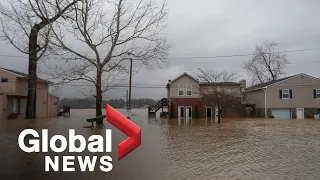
[126,90,128,107]
[127,58,133,119]
[129,58,132,107]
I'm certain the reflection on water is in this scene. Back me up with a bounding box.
[1,109,320,180]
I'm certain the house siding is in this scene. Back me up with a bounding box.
[246,74,320,118]
[15,78,28,96]
[0,70,17,93]
[0,69,59,119]
[0,94,4,119]
[245,90,265,108]
[168,73,245,118]
[169,75,200,98]
[266,75,320,108]
[247,75,320,109]
[200,84,242,97]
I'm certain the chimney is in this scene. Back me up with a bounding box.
[167,80,171,101]
[166,80,171,89]
[239,79,246,88]
[239,79,246,93]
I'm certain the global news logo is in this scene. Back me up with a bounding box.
[17,105,141,172]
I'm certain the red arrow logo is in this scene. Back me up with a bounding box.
[106,104,141,161]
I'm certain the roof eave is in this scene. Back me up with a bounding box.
[18,76,53,84]
[0,68,24,77]
[200,83,242,85]
[170,72,200,84]
[245,88,263,92]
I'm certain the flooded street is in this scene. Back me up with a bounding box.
[1,109,320,180]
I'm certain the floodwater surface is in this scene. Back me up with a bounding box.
[0,109,320,180]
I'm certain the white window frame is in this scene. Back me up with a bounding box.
[178,85,185,96]
[316,89,320,99]
[186,85,192,96]
[282,89,290,99]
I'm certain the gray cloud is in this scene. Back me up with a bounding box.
[1,0,320,99]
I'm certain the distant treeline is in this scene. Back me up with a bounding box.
[60,98,159,109]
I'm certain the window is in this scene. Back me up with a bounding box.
[186,85,192,96]
[315,89,320,99]
[282,89,290,99]
[1,78,8,83]
[178,85,185,96]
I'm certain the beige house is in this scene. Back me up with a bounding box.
[0,68,60,119]
[245,73,320,119]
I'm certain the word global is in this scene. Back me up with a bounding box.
[18,129,113,172]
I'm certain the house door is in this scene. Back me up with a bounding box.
[206,107,212,119]
[186,106,192,120]
[178,106,185,119]
[296,108,304,120]
[20,99,27,115]
[13,98,19,113]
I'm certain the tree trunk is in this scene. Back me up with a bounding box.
[25,27,39,119]
[217,106,222,124]
[95,71,102,117]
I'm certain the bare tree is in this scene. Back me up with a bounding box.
[0,0,80,119]
[49,0,170,116]
[195,69,241,123]
[243,41,289,85]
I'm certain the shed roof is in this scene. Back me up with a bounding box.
[0,67,52,84]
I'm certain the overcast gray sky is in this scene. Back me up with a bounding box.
[1,0,320,100]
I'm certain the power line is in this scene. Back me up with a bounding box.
[153,36,320,57]
[5,80,168,87]
[289,60,320,67]
[1,47,320,60]
[5,80,320,90]
[60,84,166,88]
[165,47,320,60]
[55,83,320,89]
[0,54,27,58]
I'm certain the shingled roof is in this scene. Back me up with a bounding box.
[245,74,302,92]
[1,67,52,84]
[200,82,242,85]
[170,72,200,84]
[167,72,243,88]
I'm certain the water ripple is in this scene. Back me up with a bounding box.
[0,110,320,180]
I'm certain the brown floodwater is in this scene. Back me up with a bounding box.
[1,109,320,180]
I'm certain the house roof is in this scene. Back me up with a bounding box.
[245,73,314,92]
[49,94,59,98]
[0,67,52,84]
[200,82,242,85]
[167,72,242,88]
[169,72,200,84]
